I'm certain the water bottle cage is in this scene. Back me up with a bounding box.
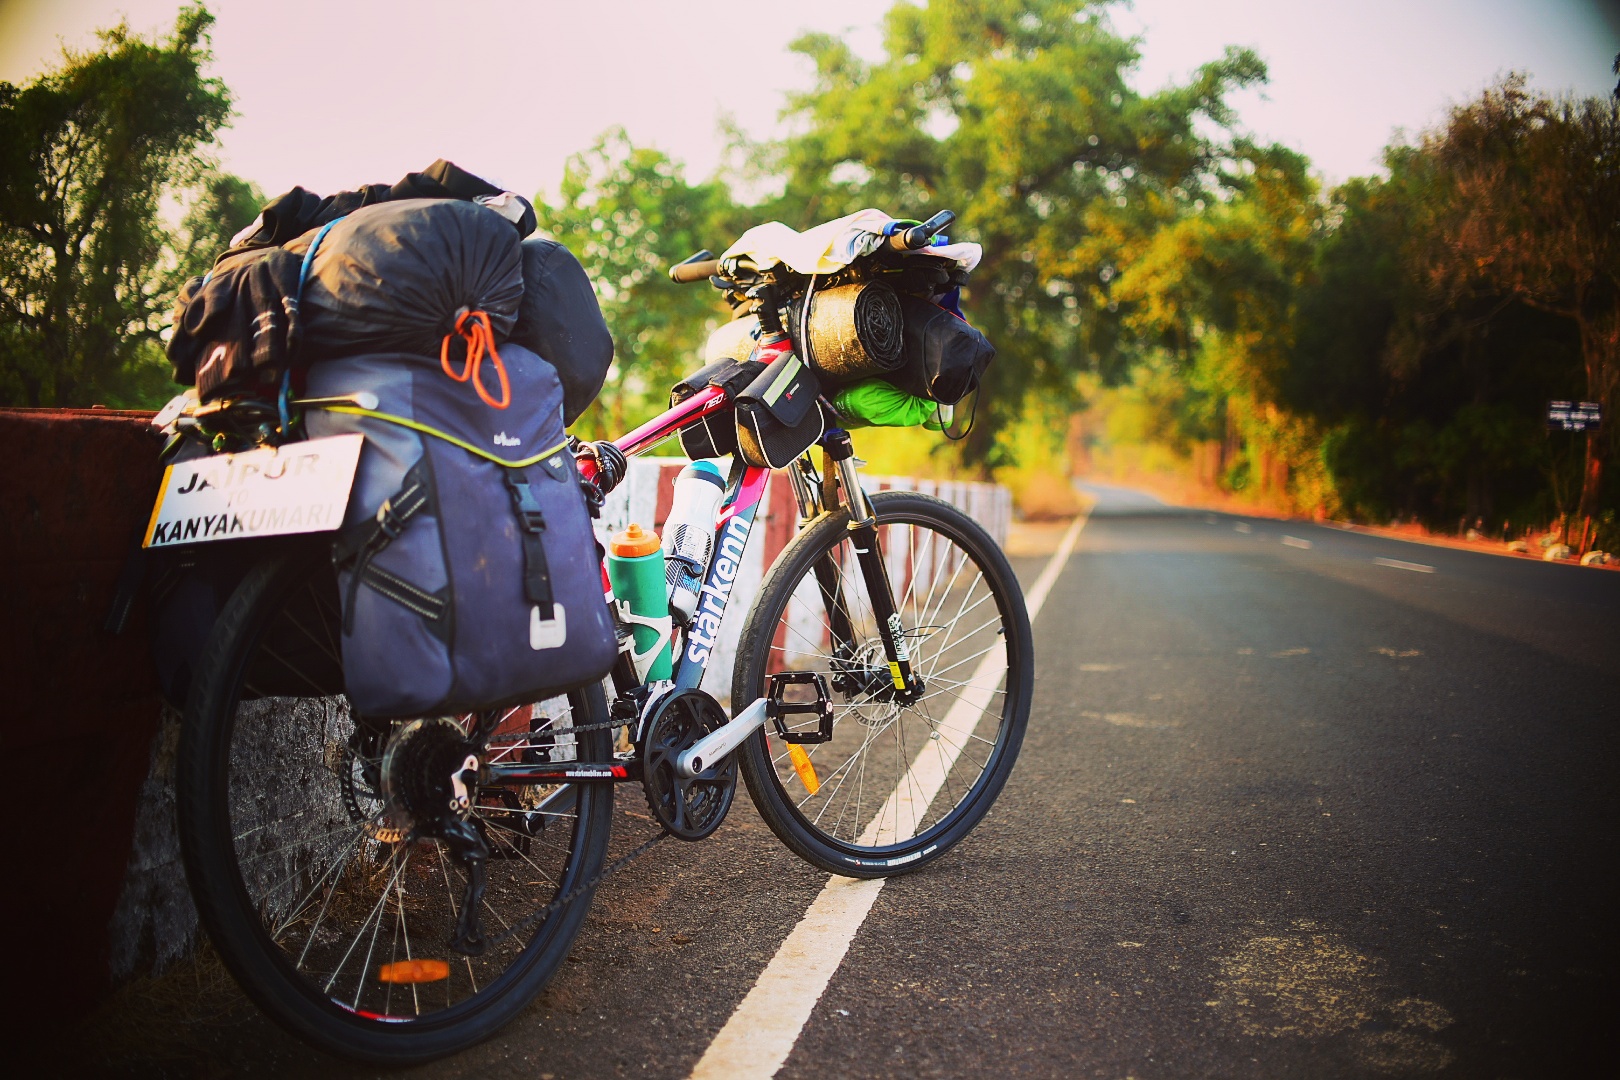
[616,603,673,682]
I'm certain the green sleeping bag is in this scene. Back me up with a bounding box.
[831,378,952,430]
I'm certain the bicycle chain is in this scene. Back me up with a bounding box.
[481,825,669,953]
[477,713,668,953]
[481,715,627,746]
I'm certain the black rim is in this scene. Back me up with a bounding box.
[196,555,602,1030]
[751,501,1027,857]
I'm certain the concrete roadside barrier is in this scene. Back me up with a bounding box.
[0,408,167,1024]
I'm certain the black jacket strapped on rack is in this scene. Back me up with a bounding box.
[218,158,537,262]
[167,247,304,396]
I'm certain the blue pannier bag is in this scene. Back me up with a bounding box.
[303,345,616,717]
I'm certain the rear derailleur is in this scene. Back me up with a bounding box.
[368,718,491,956]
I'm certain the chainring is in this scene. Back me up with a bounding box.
[640,689,736,841]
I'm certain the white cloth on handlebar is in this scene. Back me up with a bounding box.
[720,208,982,275]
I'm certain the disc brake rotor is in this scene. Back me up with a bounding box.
[640,690,736,841]
[846,639,901,727]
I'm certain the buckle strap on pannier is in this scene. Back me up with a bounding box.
[503,469,555,619]
[337,461,434,634]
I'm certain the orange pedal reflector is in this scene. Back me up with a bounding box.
[787,743,821,795]
[378,959,450,984]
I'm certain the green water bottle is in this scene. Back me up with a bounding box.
[607,523,673,681]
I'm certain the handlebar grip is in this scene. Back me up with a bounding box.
[670,259,721,283]
[669,250,720,283]
[889,210,957,251]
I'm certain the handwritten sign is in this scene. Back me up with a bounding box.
[143,434,363,548]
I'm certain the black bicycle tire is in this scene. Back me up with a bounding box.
[175,544,614,1065]
[734,491,1033,878]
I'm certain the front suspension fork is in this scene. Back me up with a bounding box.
[822,431,923,701]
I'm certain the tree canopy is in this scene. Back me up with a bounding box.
[534,129,742,438]
[751,0,1267,466]
[0,4,232,408]
[1,1,1612,548]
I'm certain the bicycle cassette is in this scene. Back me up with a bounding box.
[640,689,736,841]
[380,717,480,837]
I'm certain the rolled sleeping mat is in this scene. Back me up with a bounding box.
[788,280,904,383]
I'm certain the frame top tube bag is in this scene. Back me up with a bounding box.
[734,348,825,470]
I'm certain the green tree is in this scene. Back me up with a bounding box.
[1105,142,1329,509]
[1285,143,1581,534]
[1416,77,1620,550]
[533,129,741,437]
[755,0,1266,469]
[168,171,264,285]
[0,4,232,408]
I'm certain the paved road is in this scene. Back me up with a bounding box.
[77,497,1620,1078]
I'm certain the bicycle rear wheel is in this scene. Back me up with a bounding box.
[735,491,1033,877]
[175,544,613,1064]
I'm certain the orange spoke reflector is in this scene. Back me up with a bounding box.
[788,743,821,796]
[378,959,451,984]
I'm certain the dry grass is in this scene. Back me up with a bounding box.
[66,941,255,1078]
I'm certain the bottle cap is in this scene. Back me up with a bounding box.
[610,522,661,557]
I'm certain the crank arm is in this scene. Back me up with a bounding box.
[675,696,768,778]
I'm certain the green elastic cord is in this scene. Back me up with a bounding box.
[319,405,570,467]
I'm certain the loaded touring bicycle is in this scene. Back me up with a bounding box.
[144,195,1032,1063]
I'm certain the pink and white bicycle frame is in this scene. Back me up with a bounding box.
[576,384,774,695]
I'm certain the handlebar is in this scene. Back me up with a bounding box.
[666,209,958,284]
[887,209,956,251]
[669,250,720,283]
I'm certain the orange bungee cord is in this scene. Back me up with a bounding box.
[440,308,511,409]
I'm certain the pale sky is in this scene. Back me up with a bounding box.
[2,0,1616,202]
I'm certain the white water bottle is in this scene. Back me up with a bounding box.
[662,461,727,625]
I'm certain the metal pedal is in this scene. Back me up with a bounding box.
[767,671,834,744]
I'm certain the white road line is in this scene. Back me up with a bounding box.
[1234,522,1252,533]
[1281,535,1312,549]
[1024,506,1089,613]
[687,510,1090,1080]
[1374,556,1435,574]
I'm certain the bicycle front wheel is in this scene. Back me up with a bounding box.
[735,490,1033,877]
[175,545,614,1065]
